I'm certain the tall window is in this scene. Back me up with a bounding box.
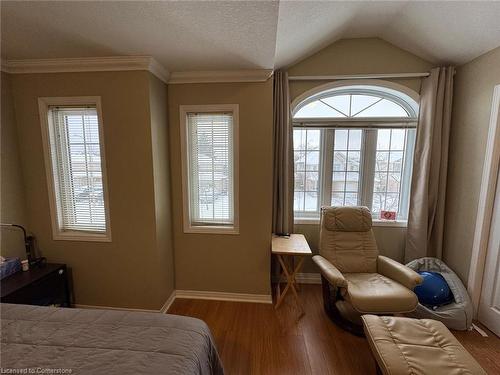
[372,129,413,216]
[180,105,239,234]
[293,129,321,213]
[331,129,362,207]
[39,97,111,241]
[293,84,418,222]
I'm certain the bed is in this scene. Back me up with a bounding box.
[0,303,224,375]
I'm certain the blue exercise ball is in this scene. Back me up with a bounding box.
[414,271,454,308]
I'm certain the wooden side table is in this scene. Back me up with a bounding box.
[272,234,312,315]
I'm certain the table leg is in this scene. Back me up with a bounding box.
[291,257,300,292]
[287,257,305,311]
[276,255,283,302]
[275,255,306,316]
[275,255,290,309]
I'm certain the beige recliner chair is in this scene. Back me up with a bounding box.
[313,206,423,335]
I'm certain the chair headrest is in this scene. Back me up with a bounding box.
[321,206,372,232]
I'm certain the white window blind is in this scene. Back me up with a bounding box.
[186,112,234,226]
[47,106,108,233]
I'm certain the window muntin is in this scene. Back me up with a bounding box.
[294,88,418,119]
[292,85,418,222]
[180,105,239,234]
[40,99,111,240]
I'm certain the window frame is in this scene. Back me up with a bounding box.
[293,128,415,227]
[292,79,420,120]
[291,81,419,227]
[179,104,240,235]
[38,96,112,242]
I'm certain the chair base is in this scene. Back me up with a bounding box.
[321,276,365,337]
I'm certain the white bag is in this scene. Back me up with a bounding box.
[405,257,473,330]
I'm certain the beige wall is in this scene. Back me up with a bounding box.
[4,36,493,301]
[168,81,273,295]
[148,73,176,301]
[288,37,433,101]
[288,38,433,272]
[9,71,174,309]
[443,46,500,283]
[1,72,27,258]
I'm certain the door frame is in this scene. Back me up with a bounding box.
[468,84,500,316]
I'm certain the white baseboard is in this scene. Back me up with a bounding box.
[160,290,176,313]
[175,289,272,304]
[75,289,177,314]
[272,272,322,285]
[296,272,322,284]
[75,287,277,313]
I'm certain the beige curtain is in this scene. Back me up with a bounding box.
[272,70,294,235]
[405,67,455,262]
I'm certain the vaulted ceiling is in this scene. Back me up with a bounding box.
[2,1,500,72]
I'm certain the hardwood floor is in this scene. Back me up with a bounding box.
[168,285,500,375]
[453,324,500,374]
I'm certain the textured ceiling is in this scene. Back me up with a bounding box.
[276,1,500,68]
[1,1,280,71]
[2,1,500,71]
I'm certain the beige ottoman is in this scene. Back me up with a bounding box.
[362,315,486,375]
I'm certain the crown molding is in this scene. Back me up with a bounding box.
[1,56,169,83]
[169,69,273,84]
[0,58,274,84]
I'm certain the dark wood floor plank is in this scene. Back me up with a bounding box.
[168,285,499,375]
[453,323,500,375]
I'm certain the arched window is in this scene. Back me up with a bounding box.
[294,86,418,119]
[292,82,419,223]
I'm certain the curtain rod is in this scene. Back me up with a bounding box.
[288,72,430,81]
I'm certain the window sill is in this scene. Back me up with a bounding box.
[372,220,407,228]
[53,230,112,242]
[183,225,239,235]
[294,217,320,225]
[294,217,407,228]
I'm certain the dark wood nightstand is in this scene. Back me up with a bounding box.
[1,263,71,307]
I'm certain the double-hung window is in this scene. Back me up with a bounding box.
[39,97,111,241]
[293,84,419,224]
[180,105,239,234]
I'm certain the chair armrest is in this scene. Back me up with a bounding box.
[312,255,347,288]
[377,255,423,290]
